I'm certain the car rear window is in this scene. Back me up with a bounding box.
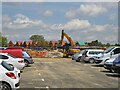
[1,61,14,71]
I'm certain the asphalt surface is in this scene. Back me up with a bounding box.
[19,58,119,89]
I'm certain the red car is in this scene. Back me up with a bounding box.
[0,49,23,58]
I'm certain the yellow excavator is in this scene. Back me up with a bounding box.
[61,30,80,57]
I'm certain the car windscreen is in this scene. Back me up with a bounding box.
[83,50,88,55]
[104,47,115,53]
[7,54,16,58]
[1,61,14,71]
[79,50,85,54]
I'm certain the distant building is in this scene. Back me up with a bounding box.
[49,40,58,47]
[23,41,31,48]
[75,41,85,46]
[16,41,24,47]
[8,41,14,47]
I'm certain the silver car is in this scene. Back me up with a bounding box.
[72,50,86,62]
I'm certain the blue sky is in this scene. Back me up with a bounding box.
[2,2,118,44]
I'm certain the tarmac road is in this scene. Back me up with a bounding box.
[19,58,119,89]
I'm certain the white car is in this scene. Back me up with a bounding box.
[0,53,25,70]
[0,61,20,90]
[95,47,120,65]
[83,49,104,63]
[104,58,116,72]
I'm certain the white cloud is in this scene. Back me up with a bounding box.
[90,24,109,32]
[109,13,116,20]
[104,35,117,42]
[2,14,118,44]
[61,19,91,30]
[43,10,53,17]
[65,4,107,19]
[15,14,26,18]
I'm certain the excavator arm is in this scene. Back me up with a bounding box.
[61,30,73,49]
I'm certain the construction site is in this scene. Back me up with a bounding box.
[1,2,119,90]
[7,30,107,58]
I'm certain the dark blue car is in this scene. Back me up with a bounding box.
[112,56,120,73]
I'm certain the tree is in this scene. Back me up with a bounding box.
[37,41,49,47]
[0,32,8,47]
[30,35,45,42]
[106,43,110,47]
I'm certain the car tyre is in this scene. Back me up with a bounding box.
[89,58,95,64]
[0,82,11,90]
[24,60,29,67]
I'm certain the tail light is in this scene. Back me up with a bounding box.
[29,55,32,59]
[5,72,16,79]
[85,55,88,57]
[18,60,23,63]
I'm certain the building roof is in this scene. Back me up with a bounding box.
[77,41,85,45]
[24,41,31,46]
[66,41,70,44]
[16,41,24,45]
[8,41,14,45]
[62,40,67,45]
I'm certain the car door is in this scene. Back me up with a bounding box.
[111,48,120,58]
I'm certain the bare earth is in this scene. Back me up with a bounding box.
[19,58,119,89]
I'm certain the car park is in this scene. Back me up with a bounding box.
[95,47,120,65]
[111,56,120,73]
[0,53,25,70]
[104,58,116,72]
[82,49,104,63]
[0,61,20,90]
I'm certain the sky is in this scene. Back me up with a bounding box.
[2,2,118,44]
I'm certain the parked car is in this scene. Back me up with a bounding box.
[6,47,24,51]
[0,61,20,90]
[6,47,34,67]
[0,53,25,70]
[95,47,120,65]
[72,50,86,62]
[111,56,120,73]
[33,47,43,51]
[0,47,7,50]
[104,58,116,72]
[22,51,33,66]
[82,49,104,63]
[0,49,23,58]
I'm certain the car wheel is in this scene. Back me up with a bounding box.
[78,57,81,61]
[89,58,95,64]
[24,61,29,67]
[0,82,11,90]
